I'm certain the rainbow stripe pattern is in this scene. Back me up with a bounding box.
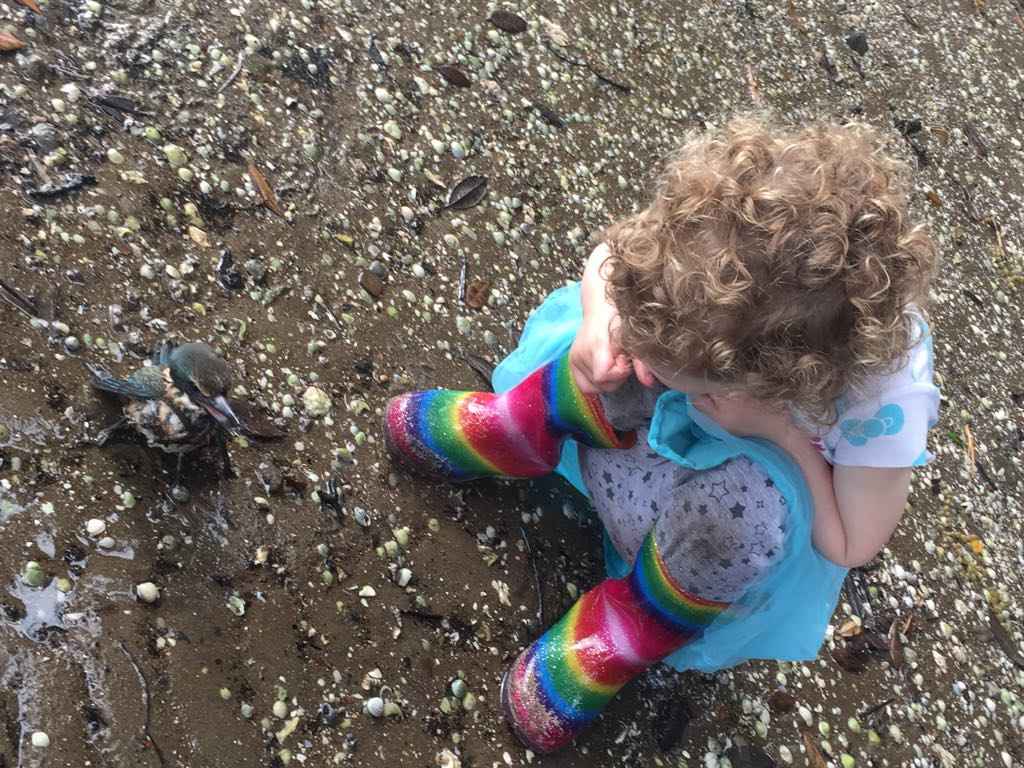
[501,533,729,753]
[384,353,634,481]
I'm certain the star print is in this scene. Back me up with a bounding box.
[697,504,709,516]
[718,557,732,568]
[764,477,775,488]
[729,503,745,519]
[602,470,613,484]
[709,481,729,503]
[642,471,653,483]
[605,487,615,500]
[753,522,768,537]
[740,484,748,493]
[682,500,692,514]
[756,499,765,509]
[765,548,776,558]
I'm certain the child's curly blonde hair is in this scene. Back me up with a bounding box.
[603,115,936,425]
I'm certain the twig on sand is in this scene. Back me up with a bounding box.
[119,640,166,767]
[217,53,246,93]
[520,526,544,628]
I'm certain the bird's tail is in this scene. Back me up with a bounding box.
[85,363,159,400]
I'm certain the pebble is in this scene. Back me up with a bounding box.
[359,269,385,298]
[97,536,116,549]
[107,147,125,165]
[303,386,332,417]
[162,144,189,168]
[437,749,461,768]
[272,700,288,719]
[383,120,402,140]
[136,582,160,603]
[30,732,49,748]
[64,335,80,353]
[450,678,467,699]
[85,518,106,536]
[170,484,191,504]
[240,703,254,719]
[22,561,46,588]
[366,697,385,717]
[396,568,413,587]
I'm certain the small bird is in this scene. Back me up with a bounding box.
[87,342,242,470]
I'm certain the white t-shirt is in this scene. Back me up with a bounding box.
[806,312,939,468]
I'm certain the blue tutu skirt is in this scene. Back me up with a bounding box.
[492,283,848,673]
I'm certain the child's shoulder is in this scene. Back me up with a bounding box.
[815,307,938,468]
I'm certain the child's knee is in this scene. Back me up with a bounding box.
[655,457,787,602]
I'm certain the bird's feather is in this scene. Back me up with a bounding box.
[86,363,164,400]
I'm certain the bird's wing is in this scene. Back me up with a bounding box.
[86,363,163,400]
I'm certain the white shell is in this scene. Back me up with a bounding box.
[85,518,106,536]
[135,582,160,603]
[365,697,385,717]
[31,732,50,748]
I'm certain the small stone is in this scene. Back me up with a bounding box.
[31,732,50,748]
[383,120,402,140]
[461,691,477,711]
[450,678,467,699]
[358,586,377,598]
[840,755,855,768]
[107,147,125,165]
[272,700,288,719]
[366,697,385,717]
[396,568,413,587]
[170,485,190,504]
[437,749,461,768]
[359,270,385,298]
[21,561,46,588]
[85,518,106,537]
[136,582,160,603]
[240,703,254,719]
[163,144,189,168]
[55,577,72,593]
[846,31,868,55]
[303,386,332,417]
[219,687,232,701]
[97,536,116,549]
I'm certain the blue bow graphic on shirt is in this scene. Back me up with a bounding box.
[839,404,905,447]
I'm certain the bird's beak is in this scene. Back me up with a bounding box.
[202,395,241,429]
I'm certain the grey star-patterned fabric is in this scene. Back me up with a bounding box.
[579,379,789,603]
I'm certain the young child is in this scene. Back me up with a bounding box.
[384,116,939,753]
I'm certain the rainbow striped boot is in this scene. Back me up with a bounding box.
[500,532,729,753]
[384,353,635,481]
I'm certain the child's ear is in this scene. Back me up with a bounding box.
[633,359,658,388]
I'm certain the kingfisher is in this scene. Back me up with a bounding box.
[87,342,243,469]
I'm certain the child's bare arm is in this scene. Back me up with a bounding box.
[776,428,912,567]
[692,393,913,567]
[570,245,634,393]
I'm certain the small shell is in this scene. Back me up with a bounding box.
[437,749,461,768]
[365,697,385,717]
[85,518,106,537]
[135,582,160,603]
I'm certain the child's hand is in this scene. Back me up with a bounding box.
[691,392,794,441]
[570,245,634,394]
[570,302,632,394]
